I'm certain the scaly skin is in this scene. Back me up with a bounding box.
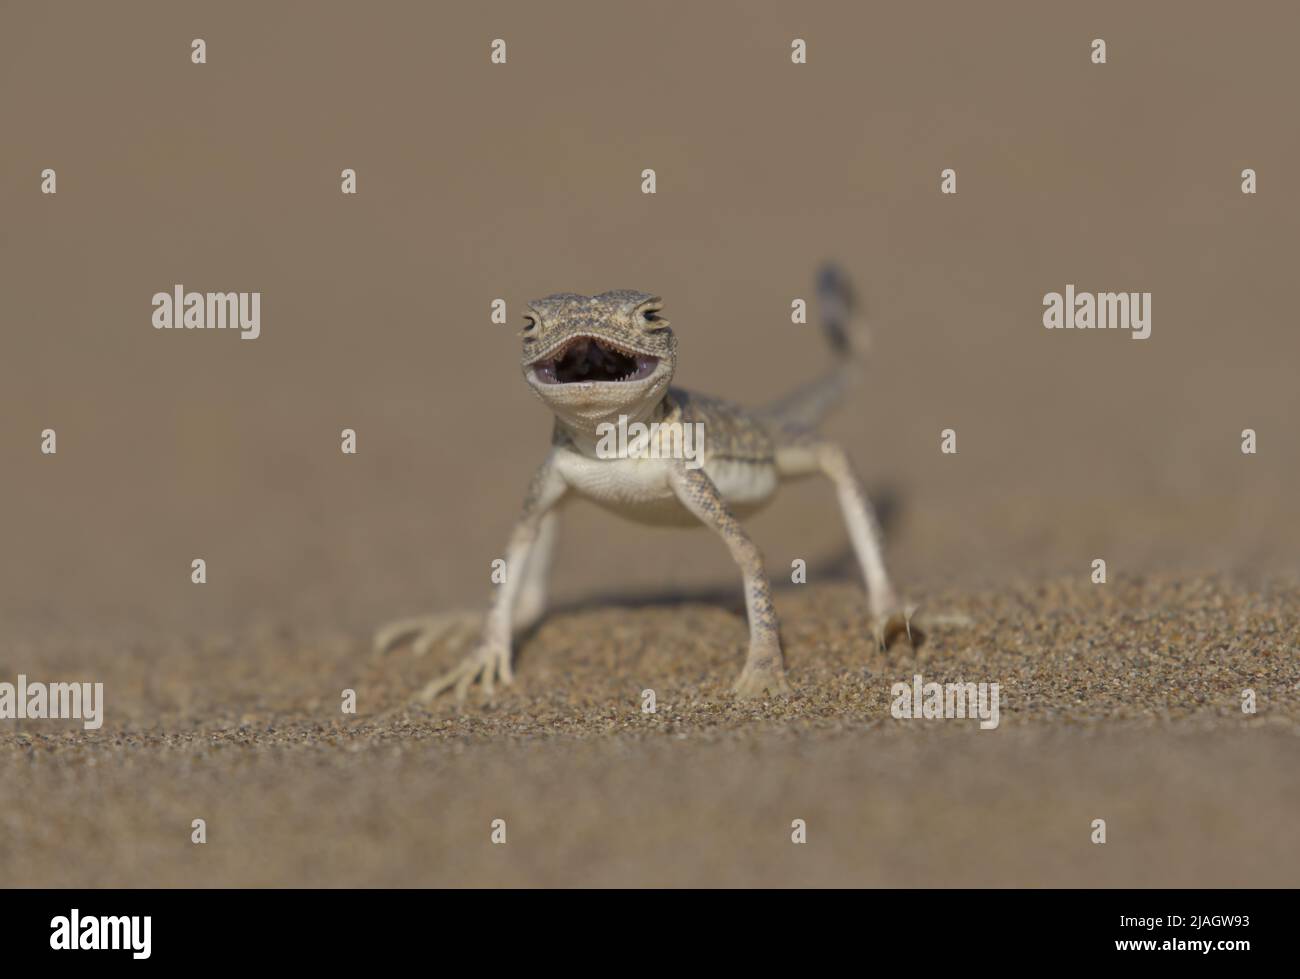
[377,266,913,702]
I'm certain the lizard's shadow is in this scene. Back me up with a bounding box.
[516,486,902,646]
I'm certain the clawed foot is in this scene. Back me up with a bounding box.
[416,641,513,704]
[871,597,919,651]
[372,610,481,659]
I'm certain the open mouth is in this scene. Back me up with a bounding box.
[532,336,659,385]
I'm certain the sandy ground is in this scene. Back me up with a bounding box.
[3,576,1298,887]
[2,1,1299,887]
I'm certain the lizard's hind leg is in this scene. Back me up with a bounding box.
[776,441,912,649]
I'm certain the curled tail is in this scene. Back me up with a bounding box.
[757,263,870,432]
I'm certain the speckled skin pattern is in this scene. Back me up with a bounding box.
[379,268,906,701]
[522,290,678,370]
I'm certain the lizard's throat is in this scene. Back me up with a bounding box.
[548,392,671,448]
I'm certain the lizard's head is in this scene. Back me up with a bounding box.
[520,290,677,426]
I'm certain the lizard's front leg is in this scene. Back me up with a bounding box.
[511,508,558,635]
[372,510,559,659]
[417,458,568,703]
[669,465,790,698]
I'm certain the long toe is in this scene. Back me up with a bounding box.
[373,617,427,656]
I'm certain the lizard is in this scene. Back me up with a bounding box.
[376,264,915,702]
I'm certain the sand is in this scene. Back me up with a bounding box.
[3,576,1298,887]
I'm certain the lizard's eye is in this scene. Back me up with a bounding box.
[639,305,669,330]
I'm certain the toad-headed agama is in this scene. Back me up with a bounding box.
[377,265,917,702]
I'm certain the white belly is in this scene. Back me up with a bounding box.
[554,451,779,526]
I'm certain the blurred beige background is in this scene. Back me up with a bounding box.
[3,0,1295,643]
[2,1,1298,888]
